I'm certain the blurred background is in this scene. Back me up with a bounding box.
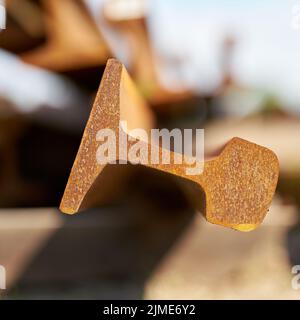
[0,0,300,299]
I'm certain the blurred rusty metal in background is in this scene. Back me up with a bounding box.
[21,0,111,72]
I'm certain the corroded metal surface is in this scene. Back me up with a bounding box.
[60,59,279,232]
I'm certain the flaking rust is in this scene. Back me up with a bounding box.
[60,59,279,232]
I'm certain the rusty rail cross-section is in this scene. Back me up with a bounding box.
[60,59,279,232]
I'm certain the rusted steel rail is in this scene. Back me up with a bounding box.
[60,59,279,232]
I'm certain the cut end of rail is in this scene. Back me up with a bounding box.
[59,59,280,233]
